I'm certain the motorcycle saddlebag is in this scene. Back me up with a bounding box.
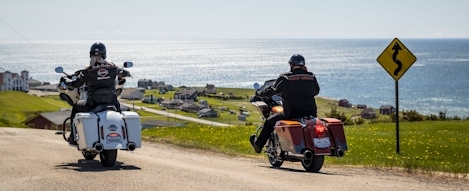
[122,111,142,148]
[321,118,348,151]
[274,120,305,154]
[74,112,99,150]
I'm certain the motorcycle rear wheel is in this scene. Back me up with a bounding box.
[100,149,118,167]
[82,151,97,160]
[301,155,324,173]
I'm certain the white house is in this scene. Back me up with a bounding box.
[0,70,29,92]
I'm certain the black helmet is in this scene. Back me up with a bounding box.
[289,54,305,66]
[89,42,106,59]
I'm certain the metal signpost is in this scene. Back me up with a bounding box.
[377,38,417,154]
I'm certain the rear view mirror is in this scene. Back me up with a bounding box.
[55,67,64,74]
[253,83,260,90]
[123,62,133,68]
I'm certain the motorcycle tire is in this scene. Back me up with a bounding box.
[267,134,283,167]
[82,151,97,160]
[100,149,118,167]
[301,155,324,173]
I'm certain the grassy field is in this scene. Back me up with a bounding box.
[142,120,469,175]
[0,91,70,127]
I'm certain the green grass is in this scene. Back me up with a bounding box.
[0,91,70,127]
[142,120,469,174]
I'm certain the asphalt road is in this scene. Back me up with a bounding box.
[0,128,467,191]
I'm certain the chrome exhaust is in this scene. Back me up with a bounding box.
[332,149,345,157]
[303,150,313,159]
[285,151,314,160]
[94,143,104,152]
[127,142,136,151]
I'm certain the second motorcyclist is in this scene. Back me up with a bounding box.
[62,42,131,146]
[250,54,320,153]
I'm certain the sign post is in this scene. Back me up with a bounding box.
[377,38,416,154]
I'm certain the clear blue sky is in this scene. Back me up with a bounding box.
[1,0,468,40]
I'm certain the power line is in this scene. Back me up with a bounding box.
[0,18,51,57]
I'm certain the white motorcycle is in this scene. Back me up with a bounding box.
[55,62,141,167]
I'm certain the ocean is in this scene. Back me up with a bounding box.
[1,39,468,117]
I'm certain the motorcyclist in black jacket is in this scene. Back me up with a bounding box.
[63,42,131,146]
[250,54,320,153]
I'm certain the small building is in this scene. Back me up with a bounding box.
[361,108,377,119]
[30,84,58,92]
[161,99,184,109]
[380,105,396,115]
[120,88,144,100]
[180,103,200,112]
[357,104,367,109]
[22,110,71,130]
[205,84,216,94]
[142,95,158,104]
[28,78,43,87]
[198,108,218,118]
[338,99,352,107]
[174,89,198,101]
[238,115,247,121]
[137,79,153,89]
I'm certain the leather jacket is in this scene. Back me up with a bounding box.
[259,68,320,118]
[66,62,130,96]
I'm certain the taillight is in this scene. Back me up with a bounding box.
[100,126,104,139]
[121,126,127,139]
[315,125,326,137]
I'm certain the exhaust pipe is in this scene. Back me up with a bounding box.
[127,142,136,151]
[303,150,313,159]
[332,149,345,157]
[94,143,104,152]
[285,150,314,160]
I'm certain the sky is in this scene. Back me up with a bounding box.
[1,0,469,40]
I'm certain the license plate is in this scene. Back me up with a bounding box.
[106,135,122,144]
[313,137,331,148]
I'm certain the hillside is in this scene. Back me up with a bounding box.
[0,91,70,127]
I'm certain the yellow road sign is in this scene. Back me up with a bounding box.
[377,38,417,81]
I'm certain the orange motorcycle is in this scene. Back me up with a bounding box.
[251,80,347,172]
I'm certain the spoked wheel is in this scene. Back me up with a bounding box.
[266,134,283,167]
[301,154,324,173]
[99,149,118,167]
[82,151,97,160]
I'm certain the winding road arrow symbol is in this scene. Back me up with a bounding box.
[392,42,402,76]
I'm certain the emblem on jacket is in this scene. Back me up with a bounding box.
[97,68,110,80]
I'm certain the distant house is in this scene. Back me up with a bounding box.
[28,78,42,87]
[180,103,200,112]
[174,89,198,101]
[30,84,58,92]
[137,79,153,89]
[0,70,30,92]
[198,100,208,106]
[198,108,218,118]
[205,84,216,94]
[357,104,367,109]
[338,99,352,107]
[22,110,71,130]
[161,99,184,109]
[238,115,247,121]
[120,88,144,100]
[380,105,396,115]
[361,108,377,119]
[142,95,158,104]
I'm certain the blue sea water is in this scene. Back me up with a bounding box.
[1,39,468,117]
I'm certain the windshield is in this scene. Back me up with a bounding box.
[258,79,276,92]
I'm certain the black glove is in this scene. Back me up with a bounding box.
[118,77,126,85]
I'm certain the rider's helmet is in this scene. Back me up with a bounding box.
[89,42,106,59]
[288,54,305,66]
